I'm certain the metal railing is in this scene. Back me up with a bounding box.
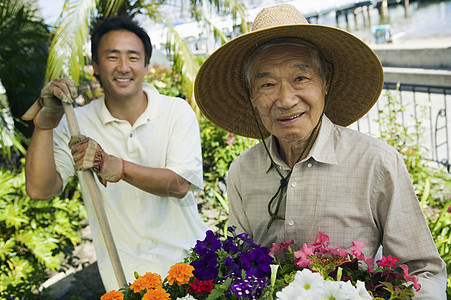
[349,82,450,172]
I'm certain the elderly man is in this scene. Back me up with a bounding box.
[194,4,446,299]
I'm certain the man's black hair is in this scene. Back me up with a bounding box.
[91,15,152,66]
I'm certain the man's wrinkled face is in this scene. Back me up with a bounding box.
[249,45,329,143]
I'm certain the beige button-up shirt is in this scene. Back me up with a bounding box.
[228,116,446,299]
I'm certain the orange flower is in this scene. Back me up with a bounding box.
[142,288,170,300]
[130,272,163,293]
[100,290,124,300]
[166,262,194,286]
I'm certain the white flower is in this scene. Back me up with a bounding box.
[276,269,325,300]
[337,280,362,299]
[176,295,197,300]
[321,280,350,299]
[276,269,372,300]
[270,264,279,288]
[354,280,373,300]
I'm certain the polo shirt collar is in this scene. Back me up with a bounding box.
[264,115,338,172]
[98,82,161,125]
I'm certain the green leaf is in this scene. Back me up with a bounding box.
[207,277,232,300]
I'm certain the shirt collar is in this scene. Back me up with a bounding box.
[263,115,338,172]
[98,82,161,125]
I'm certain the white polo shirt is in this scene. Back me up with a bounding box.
[53,83,209,291]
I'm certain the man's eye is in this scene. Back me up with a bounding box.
[107,56,118,60]
[262,82,274,88]
[130,57,139,61]
[295,76,306,82]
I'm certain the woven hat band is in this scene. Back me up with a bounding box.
[252,4,308,31]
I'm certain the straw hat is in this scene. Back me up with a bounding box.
[194,4,384,138]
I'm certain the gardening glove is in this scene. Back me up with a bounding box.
[68,134,125,187]
[22,78,79,130]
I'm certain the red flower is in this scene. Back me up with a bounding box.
[189,278,215,295]
[280,240,294,249]
[376,255,399,268]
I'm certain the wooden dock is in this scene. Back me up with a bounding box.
[279,0,422,25]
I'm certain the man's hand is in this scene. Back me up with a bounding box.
[69,135,124,187]
[22,78,79,130]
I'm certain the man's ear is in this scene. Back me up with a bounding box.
[249,96,258,109]
[92,60,99,77]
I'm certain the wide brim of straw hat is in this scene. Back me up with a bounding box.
[194,5,384,139]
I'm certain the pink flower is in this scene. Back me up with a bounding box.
[270,240,294,258]
[399,264,422,292]
[349,241,365,259]
[363,257,375,273]
[294,244,314,268]
[376,255,399,268]
[410,275,421,292]
[399,264,409,276]
[319,246,348,258]
[270,243,281,258]
[307,231,329,248]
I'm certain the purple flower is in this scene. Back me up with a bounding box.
[191,250,219,281]
[193,230,222,256]
[228,276,267,299]
[223,256,241,276]
[236,232,255,252]
[223,238,240,255]
[240,247,273,278]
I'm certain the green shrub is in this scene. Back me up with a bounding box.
[198,115,257,236]
[375,87,451,297]
[144,64,186,99]
[0,161,86,299]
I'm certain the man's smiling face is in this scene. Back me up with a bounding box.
[250,44,329,143]
[93,29,149,101]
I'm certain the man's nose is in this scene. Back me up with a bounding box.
[117,58,131,72]
[276,82,297,108]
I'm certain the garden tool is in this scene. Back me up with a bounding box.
[62,100,127,288]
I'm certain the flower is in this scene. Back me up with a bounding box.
[276,268,325,298]
[142,288,170,300]
[190,249,219,280]
[189,225,273,299]
[376,254,399,268]
[167,263,195,286]
[272,231,420,300]
[129,272,163,293]
[176,295,197,300]
[100,290,124,300]
[227,275,267,299]
[101,230,419,299]
[188,278,214,295]
[275,269,372,300]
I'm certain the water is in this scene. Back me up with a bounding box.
[306,0,451,44]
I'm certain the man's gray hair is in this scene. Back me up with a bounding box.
[244,38,329,96]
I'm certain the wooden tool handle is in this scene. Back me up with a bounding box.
[63,102,127,288]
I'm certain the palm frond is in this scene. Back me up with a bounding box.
[46,0,97,83]
[223,0,249,33]
[166,23,200,104]
[101,0,127,16]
